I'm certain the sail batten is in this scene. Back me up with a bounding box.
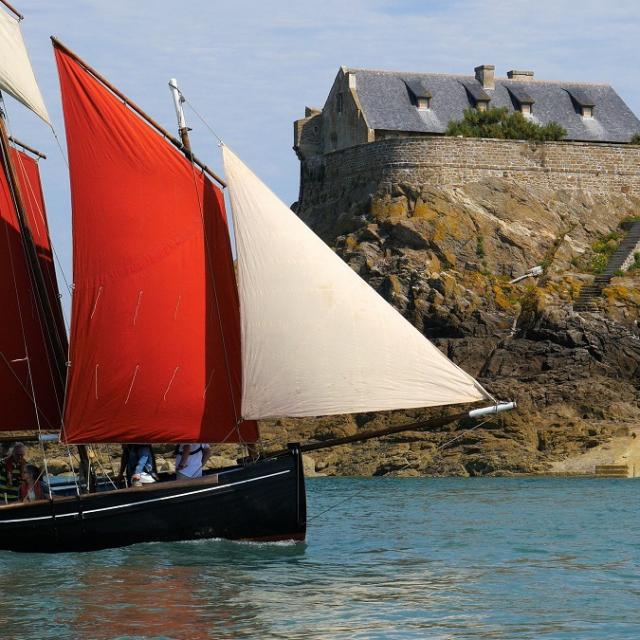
[0,8,49,123]
[223,147,490,419]
[55,46,257,444]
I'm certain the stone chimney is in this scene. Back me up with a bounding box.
[474,64,495,90]
[507,70,534,81]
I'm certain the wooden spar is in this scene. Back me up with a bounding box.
[0,109,67,391]
[265,402,516,456]
[8,135,46,159]
[299,411,470,452]
[50,37,227,188]
[262,410,471,459]
[0,0,23,20]
[0,433,55,444]
[0,102,93,490]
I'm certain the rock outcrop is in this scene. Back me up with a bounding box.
[20,180,640,479]
[261,178,640,476]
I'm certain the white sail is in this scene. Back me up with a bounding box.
[0,9,50,124]
[223,146,490,419]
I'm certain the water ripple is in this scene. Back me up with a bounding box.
[1,477,639,639]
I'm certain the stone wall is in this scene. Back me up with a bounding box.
[298,137,640,221]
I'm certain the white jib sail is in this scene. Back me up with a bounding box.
[0,9,50,124]
[223,146,490,419]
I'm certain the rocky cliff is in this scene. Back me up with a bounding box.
[22,178,640,480]
[257,177,640,476]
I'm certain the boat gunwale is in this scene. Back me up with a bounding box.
[0,454,294,516]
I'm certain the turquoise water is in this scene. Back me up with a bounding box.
[0,477,639,639]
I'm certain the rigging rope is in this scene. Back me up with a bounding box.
[182,95,245,446]
[182,98,224,146]
[0,96,58,497]
[10,140,72,330]
[180,88,264,452]
[1,100,69,400]
[1,97,81,494]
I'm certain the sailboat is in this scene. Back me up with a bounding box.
[0,8,514,553]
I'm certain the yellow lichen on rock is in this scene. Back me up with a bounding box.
[413,198,438,220]
[371,195,408,221]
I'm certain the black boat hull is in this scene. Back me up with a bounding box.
[0,446,306,553]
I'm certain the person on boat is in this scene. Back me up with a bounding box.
[0,443,27,503]
[19,464,44,502]
[128,445,157,487]
[175,444,211,480]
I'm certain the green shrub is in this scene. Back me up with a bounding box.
[630,133,640,145]
[629,252,640,272]
[589,253,609,273]
[588,230,623,273]
[447,107,567,141]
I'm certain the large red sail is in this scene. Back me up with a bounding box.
[0,148,65,430]
[12,148,67,350]
[55,46,258,443]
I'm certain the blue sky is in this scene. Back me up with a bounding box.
[5,0,640,317]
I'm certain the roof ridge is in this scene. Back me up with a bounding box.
[344,67,610,87]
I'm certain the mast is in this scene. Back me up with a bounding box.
[0,6,92,486]
[167,78,261,455]
[0,103,93,489]
[168,79,192,154]
[0,104,67,394]
[0,122,62,369]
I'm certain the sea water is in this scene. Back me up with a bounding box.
[0,477,639,640]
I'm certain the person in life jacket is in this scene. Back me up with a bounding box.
[175,444,211,480]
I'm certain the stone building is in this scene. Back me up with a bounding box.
[293,65,640,231]
[294,64,640,160]
[285,66,640,478]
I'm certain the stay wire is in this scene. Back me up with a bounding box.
[181,91,262,454]
[2,98,80,493]
[180,88,246,446]
[1,101,69,401]
[307,415,494,523]
[0,99,57,498]
[182,97,224,146]
[11,141,72,327]
[89,444,118,491]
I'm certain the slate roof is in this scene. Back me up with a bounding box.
[348,68,640,143]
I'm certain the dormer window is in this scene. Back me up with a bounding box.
[404,79,432,111]
[460,80,491,112]
[566,88,595,119]
[507,85,535,117]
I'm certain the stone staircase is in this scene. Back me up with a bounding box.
[594,464,631,478]
[573,220,640,312]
